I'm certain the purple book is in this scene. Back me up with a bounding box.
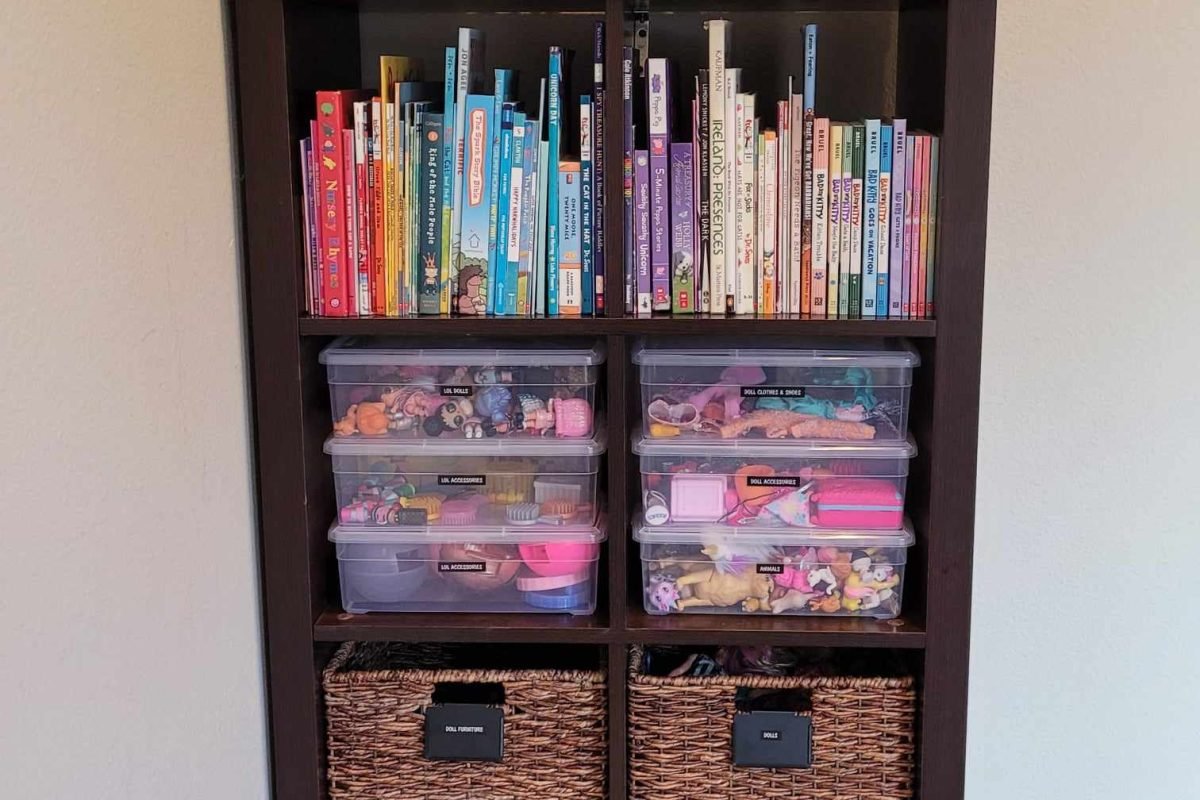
[670,143,695,314]
[647,58,672,311]
[635,149,652,315]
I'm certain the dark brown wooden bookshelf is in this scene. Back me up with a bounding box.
[231,1,994,797]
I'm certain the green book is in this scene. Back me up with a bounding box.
[837,123,853,317]
[848,122,865,319]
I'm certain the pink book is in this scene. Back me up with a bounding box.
[342,129,359,315]
[908,135,924,319]
[916,134,931,319]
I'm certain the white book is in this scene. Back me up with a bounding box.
[735,93,756,315]
[755,131,765,312]
[777,101,790,315]
[811,118,829,317]
[705,20,730,315]
[788,90,804,314]
[723,68,740,314]
[449,28,485,290]
[763,133,778,316]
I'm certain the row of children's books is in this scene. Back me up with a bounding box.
[301,24,607,317]
[623,21,940,319]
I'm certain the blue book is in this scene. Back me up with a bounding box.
[418,114,445,315]
[878,123,893,316]
[486,69,515,314]
[804,25,817,111]
[493,104,517,315]
[502,111,527,316]
[440,47,457,313]
[862,119,881,318]
[579,95,594,314]
[546,47,565,316]
[458,94,495,316]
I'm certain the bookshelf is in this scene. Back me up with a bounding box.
[230,0,994,797]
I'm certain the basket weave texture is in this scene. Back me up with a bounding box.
[627,645,915,800]
[323,642,608,800]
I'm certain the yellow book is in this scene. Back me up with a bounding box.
[379,56,421,316]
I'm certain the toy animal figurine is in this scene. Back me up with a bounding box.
[718,408,877,440]
[333,401,391,437]
[647,574,682,612]
[672,566,775,612]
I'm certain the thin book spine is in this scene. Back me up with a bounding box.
[647,58,672,312]
[517,119,538,317]
[789,86,804,314]
[705,21,730,315]
[862,118,881,318]
[439,47,456,314]
[670,142,695,313]
[811,118,829,318]
[826,123,842,316]
[592,21,606,314]
[926,136,940,318]
[888,119,908,317]
[342,129,359,315]
[533,79,548,316]
[849,123,865,318]
[634,149,652,314]
[756,129,765,312]
[299,138,316,315]
[762,131,778,317]
[546,48,564,316]
[909,134,925,319]
[902,134,916,318]
[310,121,325,315]
[557,161,583,315]
[493,103,516,315]
[579,96,595,315]
[735,92,756,314]
[837,121,852,317]
[801,23,817,314]
[697,70,711,313]
[504,112,527,315]
[622,47,635,313]
[917,134,933,319]
[776,100,790,315]
[418,114,444,315]
[369,98,385,315]
[449,30,483,313]
[486,71,515,314]
[877,122,893,316]
[723,68,740,314]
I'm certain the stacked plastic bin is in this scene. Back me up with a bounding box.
[321,338,607,615]
[632,340,917,619]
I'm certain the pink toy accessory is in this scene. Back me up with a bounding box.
[518,541,599,576]
[668,473,728,522]
[809,478,904,529]
[552,397,593,437]
[684,364,766,422]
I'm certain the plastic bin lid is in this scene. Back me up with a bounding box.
[632,433,916,459]
[326,425,607,457]
[330,518,608,546]
[632,514,915,549]
[631,338,919,368]
[320,337,606,367]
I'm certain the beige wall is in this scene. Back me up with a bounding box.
[0,1,268,798]
[2,0,1198,797]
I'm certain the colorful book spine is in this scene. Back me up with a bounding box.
[705,21,730,315]
[926,136,940,318]
[755,129,765,311]
[492,103,516,315]
[418,114,444,315]
[634,149,652,314]
[723,68,740,314]
[776,100,791,314]
[622,47,635,312]
[909,135,925,319]
[546,48,564,316]
[517,120,538,316]
[862,119,881,318]
[788,85,804,315]
[503,113,527,316]
[353,102,371,315]
[648,58,672,312]
[848,123,865,317]
[801,26,817,314]
[692,91,702,311]
[580,96,595,314]
[762,131,779,316]
[592,21,607,313]
[917,135,933,319]
[486,71,515,314]
[888,120,908,318]
[827,123,842,316]
[449,30,483,311]
[440,47,456,314]
[557,162,583,315]
[670,142,695,313]
[315,90,362,316]
[369,98,385,315]
[300,138,317,314]
[458,94,494,316]
[837,122,853,317]
[342,129,359,314]
[534,80,548,316]
[811,118,829,318]
[379,57,421,316]
[735,92,756,315]
[697,70,712,313]
[902,134,916,317]
[877,123,892,316]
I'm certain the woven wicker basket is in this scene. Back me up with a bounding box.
[627,645,915,800]
[323,642,607,800]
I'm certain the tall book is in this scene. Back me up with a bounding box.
[788,84,804,314]
[353,101,372,315]
[697,70,712,312]
[647,58,672,311]
[418,114,445,315]
[533,79,549,316]
[502,111,527,315]
[827,123,843,316]
[862,119,881,318]
[440,47,456,314]
[622,47,635,312]
[378,57,422,316]
[800,24,817,314]
[457,94,494,316]
[342,129,360,315]
[315,90,368,316]
[762,131,779,316]
[705,20,730,315]
[493,104,517,315]
[592,21,607,313]
[670,143,695,313]
[908,135,925,318]
[634,149,652,314]
[887,120,908,318]
[755,129,765,311]
[448,30,484,312]
[557,161,583,315]
[777,100,791,314]
[723,68,740,314]
[579,96,595,314]
[848,123,865,318]
[837,121,853,317]
[369,97,386,315]
[486,71,515,314]
[925,136,940,318]
[734,92,756,315]
[546,47,566,316]
[300,138,318,314]
[811,118,829,318]
[917,135,933,320]
[902,134,916,317]
[517,119,539,317]
[877,122,893,315]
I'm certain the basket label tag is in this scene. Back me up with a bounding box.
[439,385,474,397]
[425,704,504,761]
[755,564,785,575]
[732,711,812,769]
[392,508,429,525]
[438,475,486,486]
[740,386,806,398]
[745,475,801,488]
[438,562,488,573]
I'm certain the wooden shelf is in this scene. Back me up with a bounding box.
[315,610,613,643]
[627,608,926,648]
[299,314,936,337]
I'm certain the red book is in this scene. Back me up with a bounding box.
[316,90,367,316]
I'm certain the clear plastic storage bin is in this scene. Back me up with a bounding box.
[327,433,604,528]
[635,518,913,618]
[321,338,604,441]
[633,339,918,442]
[331,521,606,615]
[635,436,915,530]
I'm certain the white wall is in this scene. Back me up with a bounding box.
[967,0,1200,796]
[0,2,269,799]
